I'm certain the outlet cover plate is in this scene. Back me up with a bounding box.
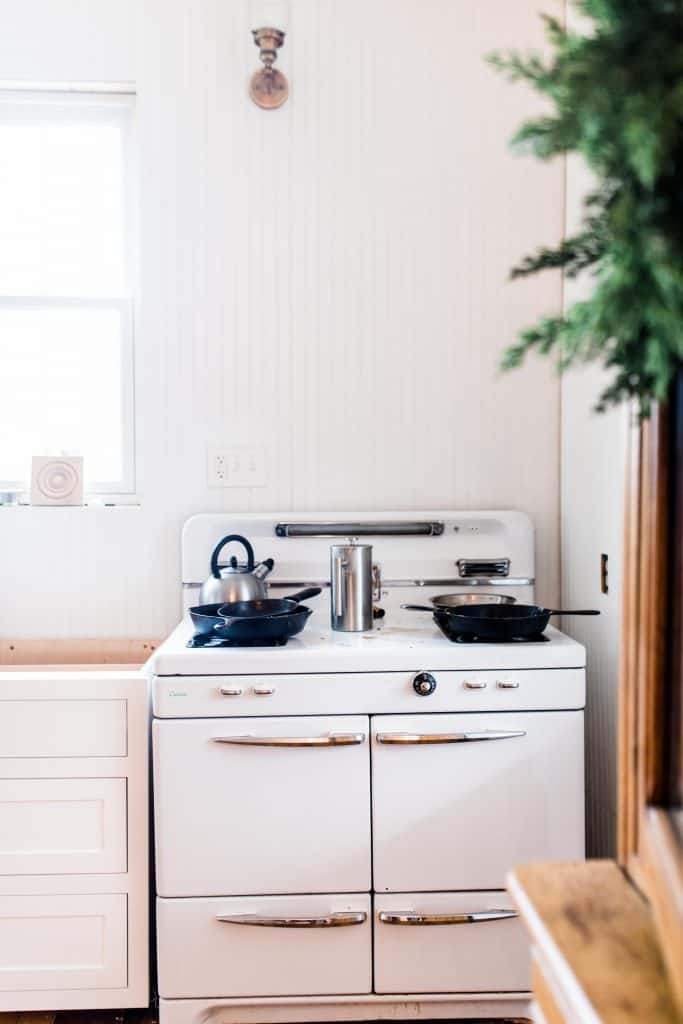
[207,446,267,488]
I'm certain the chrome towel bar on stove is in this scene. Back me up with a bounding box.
[378,909,518,926]
[376,730,526,744]
[217,912,368,928]
[211,732,366,747]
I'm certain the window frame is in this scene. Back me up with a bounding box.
[0,88,137,496]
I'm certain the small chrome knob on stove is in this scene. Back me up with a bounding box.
[413,672,437,696]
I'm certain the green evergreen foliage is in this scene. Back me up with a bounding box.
[490,0,683,414]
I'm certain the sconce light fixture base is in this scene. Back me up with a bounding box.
[250,25,288,109]
[249,67,289,109]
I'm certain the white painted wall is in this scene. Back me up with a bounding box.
[0,0,564,639]
[560,153,629,857]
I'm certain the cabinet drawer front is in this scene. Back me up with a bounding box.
[157,893,371,998]
[372,711,584,891]
[0,778,127,875]
[374,891,529,993]
[0,893,127,991]
[0,700,126,758]
[154,715,371,897]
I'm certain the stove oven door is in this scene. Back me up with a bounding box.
[371,710,584,892]
[154,715,371,897]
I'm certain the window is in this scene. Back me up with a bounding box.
[0,91,135,494]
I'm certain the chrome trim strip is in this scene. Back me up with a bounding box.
[274,522,444,537]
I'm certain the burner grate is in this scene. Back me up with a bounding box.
[451,633,549,644]
[187,634,289,648]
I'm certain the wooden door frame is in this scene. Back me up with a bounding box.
[618,401,683,1012]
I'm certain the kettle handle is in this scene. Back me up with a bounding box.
[210,535,255,578]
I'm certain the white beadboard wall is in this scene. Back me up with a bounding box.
[0,0,565,639]
[559,147,629,854]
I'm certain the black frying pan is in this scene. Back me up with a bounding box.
[435,603,599,642]
[212,604,313,643]
[217,587,321,619]
[189,588,321,641]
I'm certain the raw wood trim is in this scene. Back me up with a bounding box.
[641,808,683,1012]
[532,957,568,1024]
[509,861,680,1024]
[618,417,642,863]
[0,638,159,667]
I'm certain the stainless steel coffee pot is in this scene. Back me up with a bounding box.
[200,534,274,605]
[330,543,373,632]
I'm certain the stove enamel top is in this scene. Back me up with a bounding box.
[150,613,585,676]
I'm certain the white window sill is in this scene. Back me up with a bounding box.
[0,500,142,509]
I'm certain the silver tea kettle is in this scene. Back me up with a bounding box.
[199,534,274,605]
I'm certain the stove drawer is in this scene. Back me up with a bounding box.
[157,893,372,998]
[154,715,371,897]
[374,891,529,993]
[372,711,584,891]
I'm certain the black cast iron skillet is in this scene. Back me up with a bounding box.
[212,604,313,643]
[434,603,599,642]
[217,587,322,619]
[189,588,321,640]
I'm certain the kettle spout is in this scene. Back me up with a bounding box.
[253,557,275,581]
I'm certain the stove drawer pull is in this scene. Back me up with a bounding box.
[212,732,366,747]
[216,911,367,928]
[376,730,526,745]
[378,909,518,926]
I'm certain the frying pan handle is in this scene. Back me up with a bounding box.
[401,604,434,612]
[548,609,600,616]
[285,587,322,603]
[211,535,255,578]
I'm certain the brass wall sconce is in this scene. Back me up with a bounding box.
[249,2,289,109]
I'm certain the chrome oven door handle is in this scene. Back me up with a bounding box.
[212,732,366,747]
[217,912,367,928]
[378,909,518,926]
[375,730,526,745]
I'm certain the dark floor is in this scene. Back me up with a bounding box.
[0,1012,158,1024]
[0,1016,527,1024]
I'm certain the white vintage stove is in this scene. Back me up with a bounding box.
[150,511,586,1024]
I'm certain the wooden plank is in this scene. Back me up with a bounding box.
[618,416,642,865]
[532,957,568,1024]
[642,808,683,1013]
[0,1015,56,1024]
[509,861,681,1024]
[0,638,159,668]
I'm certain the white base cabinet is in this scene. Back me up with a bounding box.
[0,671,148,1011]
[0,893,127,992]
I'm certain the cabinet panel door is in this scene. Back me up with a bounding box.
[0,700,126,758]
[157,893,371,998]
[374,890,529,993]
[154,715,371,897]
[0,893,127,991]
[372,711,584,891]
[0,778,127,875]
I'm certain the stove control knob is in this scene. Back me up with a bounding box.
[413,672,437,696]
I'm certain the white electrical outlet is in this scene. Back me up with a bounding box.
[207,446,267,488]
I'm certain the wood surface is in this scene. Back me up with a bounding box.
[0,638,158,667]
[617,403,683,1012]
[509,861,680,1024]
